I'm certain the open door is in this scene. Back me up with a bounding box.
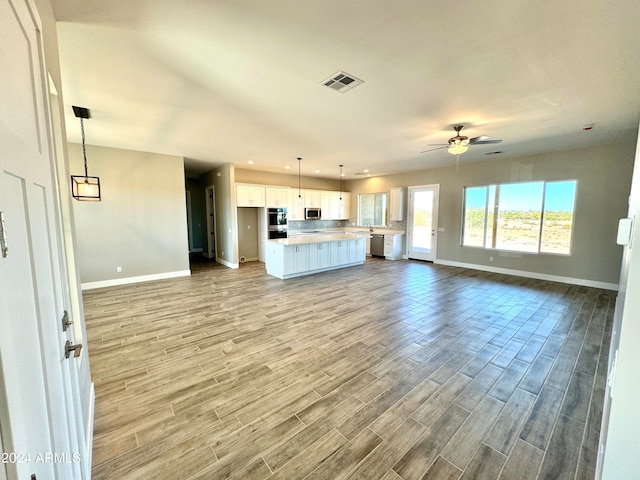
[0,0,90,478]
[407,185,440,262]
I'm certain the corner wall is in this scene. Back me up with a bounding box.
[346,141,636,287]
[70,143,190,287]
[200,164,238,267]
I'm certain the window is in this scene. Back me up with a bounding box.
[358,193,387,227]
[462,180,577,255]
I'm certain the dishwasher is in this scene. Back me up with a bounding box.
[370,234,385,257]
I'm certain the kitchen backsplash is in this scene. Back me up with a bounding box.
[289,219,406,232]
[289,219,347,231]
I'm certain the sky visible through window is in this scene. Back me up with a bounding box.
[465,181,576,211]
[463,180,577,254]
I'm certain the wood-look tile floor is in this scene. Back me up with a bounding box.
[84,257,613,480]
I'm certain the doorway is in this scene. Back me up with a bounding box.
[407,185,439,261]
[205,186,217,259]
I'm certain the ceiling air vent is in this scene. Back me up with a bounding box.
[321,71,364,93]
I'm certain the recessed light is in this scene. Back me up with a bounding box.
[285,165,291,170]
[363,169,369,173]
[248,160,255,165]
[315,169,321,174]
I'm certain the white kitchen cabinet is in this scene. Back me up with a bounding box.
[265,187,290,208]
[338,192,351,220]
[265,233,368,279]
[308,242,331,270]
[389,187,404,221]
[330,240,350,266]
[320,191,351,220]
[283,244,309,274]
[321,192,335,219]
[236,185,266,207]
[348,237,366,263]
[384,234,403,260]
[289,192,305,220]
[304,190,322,208]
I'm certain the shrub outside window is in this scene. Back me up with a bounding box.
[462,180,577,255]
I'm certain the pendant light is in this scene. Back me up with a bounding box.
[70,106,101,201]
[338,164,344,207]
[296,157,304,206]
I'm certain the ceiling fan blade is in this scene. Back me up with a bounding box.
[469,135,489,142]
[470,138,502,145]
[420,146,448,154]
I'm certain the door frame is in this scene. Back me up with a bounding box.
[205,185,217,259]
[406,184,440,262]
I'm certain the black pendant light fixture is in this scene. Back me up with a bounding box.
[70,105,101,201]
[338,164,344,205]
[296,157,304,206]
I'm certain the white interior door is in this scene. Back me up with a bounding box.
[0,0,87,478]
[407,185,439,261]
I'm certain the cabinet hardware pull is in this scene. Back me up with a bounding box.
[65,340,83,359]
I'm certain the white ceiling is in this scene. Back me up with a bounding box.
[52,0,640,178]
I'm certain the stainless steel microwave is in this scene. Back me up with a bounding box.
[304,208,321,220]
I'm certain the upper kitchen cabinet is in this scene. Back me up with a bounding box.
[321,191,350,220]
[265,187,290,208]
[389,187,404,221]
[339,192,351,220]
[236,184,266,207]
[303,190,322,208]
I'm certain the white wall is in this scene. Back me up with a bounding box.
[69,143,190,287]
[601,126,640,479]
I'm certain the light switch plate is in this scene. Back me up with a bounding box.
[616,218,633,246]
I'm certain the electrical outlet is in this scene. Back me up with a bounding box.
[117,266,122,272]
[489,257,494,262]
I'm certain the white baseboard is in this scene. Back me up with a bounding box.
[434,259,619,291]
[81,270,191,290]
[216,257,239,269]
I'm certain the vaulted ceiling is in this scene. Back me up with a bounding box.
[53,0,640,178]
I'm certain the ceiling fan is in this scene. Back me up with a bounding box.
[420,125,502,159]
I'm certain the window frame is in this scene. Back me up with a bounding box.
[461,179,578,256]
[357,192,388,227]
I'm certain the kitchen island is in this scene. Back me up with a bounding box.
[264,232,370,279]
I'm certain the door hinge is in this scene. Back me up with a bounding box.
[61,310,73,332]
[65,340,83,359]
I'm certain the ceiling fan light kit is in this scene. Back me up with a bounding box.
[421,124,503,165]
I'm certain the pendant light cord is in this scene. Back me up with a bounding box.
[297,157,302,198]
[80,117,89,177]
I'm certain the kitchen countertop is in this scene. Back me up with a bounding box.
[267,231,371,245]
[346,228,405,235]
